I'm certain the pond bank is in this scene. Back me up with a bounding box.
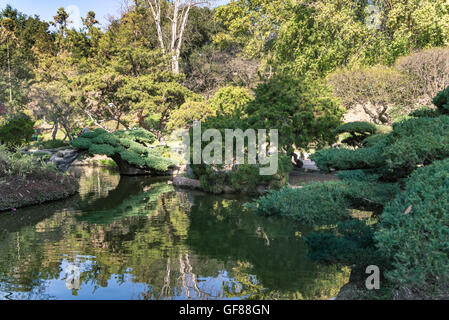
[0,173,78,212]
[173,168,339,194]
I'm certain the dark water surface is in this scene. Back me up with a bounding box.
[0,167,349,300]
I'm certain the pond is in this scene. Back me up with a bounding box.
[0,167,349,300]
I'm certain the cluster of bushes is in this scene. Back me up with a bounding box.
[31,139,69,150]
[0,146,78,211]
[328,47,449,124]
[376,159,449,297]
[188,76,345,194]
[71,128,175,172]
[246,180,399,225]
[0,113,35,149]
[247,86,449,298]
[0,145,56,180]
[334,122,378,148]
[313,115,449,180]
[192,155,293,195]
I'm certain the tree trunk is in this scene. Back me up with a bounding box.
[291,152,304,169]
[52,122,59,141]
[6,39,12,104]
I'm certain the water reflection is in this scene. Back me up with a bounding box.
[0,167,349,300]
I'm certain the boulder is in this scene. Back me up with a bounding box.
[173,176,201,190]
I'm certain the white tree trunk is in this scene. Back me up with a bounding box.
[7,39,12,103]
[145,0,211,74]
[146,0,166,53]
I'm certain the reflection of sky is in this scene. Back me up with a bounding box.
[0,257,247,300]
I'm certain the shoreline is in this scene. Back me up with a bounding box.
[0,174,79,212]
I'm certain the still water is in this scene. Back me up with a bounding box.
[0,167,349,300]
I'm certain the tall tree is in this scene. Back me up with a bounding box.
[51,7,71,51]
[137,0,215,74]
[0,17,17,104]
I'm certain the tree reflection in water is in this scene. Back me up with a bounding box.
[0,167,349,300]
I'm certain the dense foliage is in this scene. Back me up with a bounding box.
[246,76,344,155]
[0,112,34,148]
[312,115,449,180]
[71,128,175,172]
[334,121,378,147]
[248,86,449,298]
[376,159,449,297]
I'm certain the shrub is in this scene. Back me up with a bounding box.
[113,129,156,145]
[246,180,399,225]
[0,146,57,179]
[313,114,449,180]
[246,76,344,154]
[409,107,441,118]
[375,159,449,297]
[0,113,35,149]
[192,154,292,194]
[71,129,174,172]
[328,66,412,124]
[396,47,449,107]
[362,134,389,148]
[80,129,107,139]
[335,122,377,136]
[88,144,116,157]
[336,170,380,183]
[119,149,146,167]
[311,145,386,172]
[335,122,378,147]
[246,182,353,225]
[382,116,449,179]
[72,138,92,150]
[210,86,252,117]
[92,133,120,145]
[432,86,449,114]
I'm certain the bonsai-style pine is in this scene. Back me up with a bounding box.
[71,128,175,175]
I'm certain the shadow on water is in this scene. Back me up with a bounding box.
[0,167,349,300]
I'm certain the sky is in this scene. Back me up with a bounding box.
[0,0,124,30]
[0,0,230,30]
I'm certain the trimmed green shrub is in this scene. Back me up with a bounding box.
[72,129,174,172]
[336,170,380,183]
[362,134,389,147]
[72,138,92,150]
[246,180,399,225]
[119,149,146,167]
[246,182,352,225]
[382,116,449,179]
[81,129,107,139]
[88,144,115,157]
[313,115,449,180]
[311,145,386,172]
[92,133,120,145]
[114,129,156,145]
[375,159,449,297]
[335,122,378,136]
[335,121,378,147]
